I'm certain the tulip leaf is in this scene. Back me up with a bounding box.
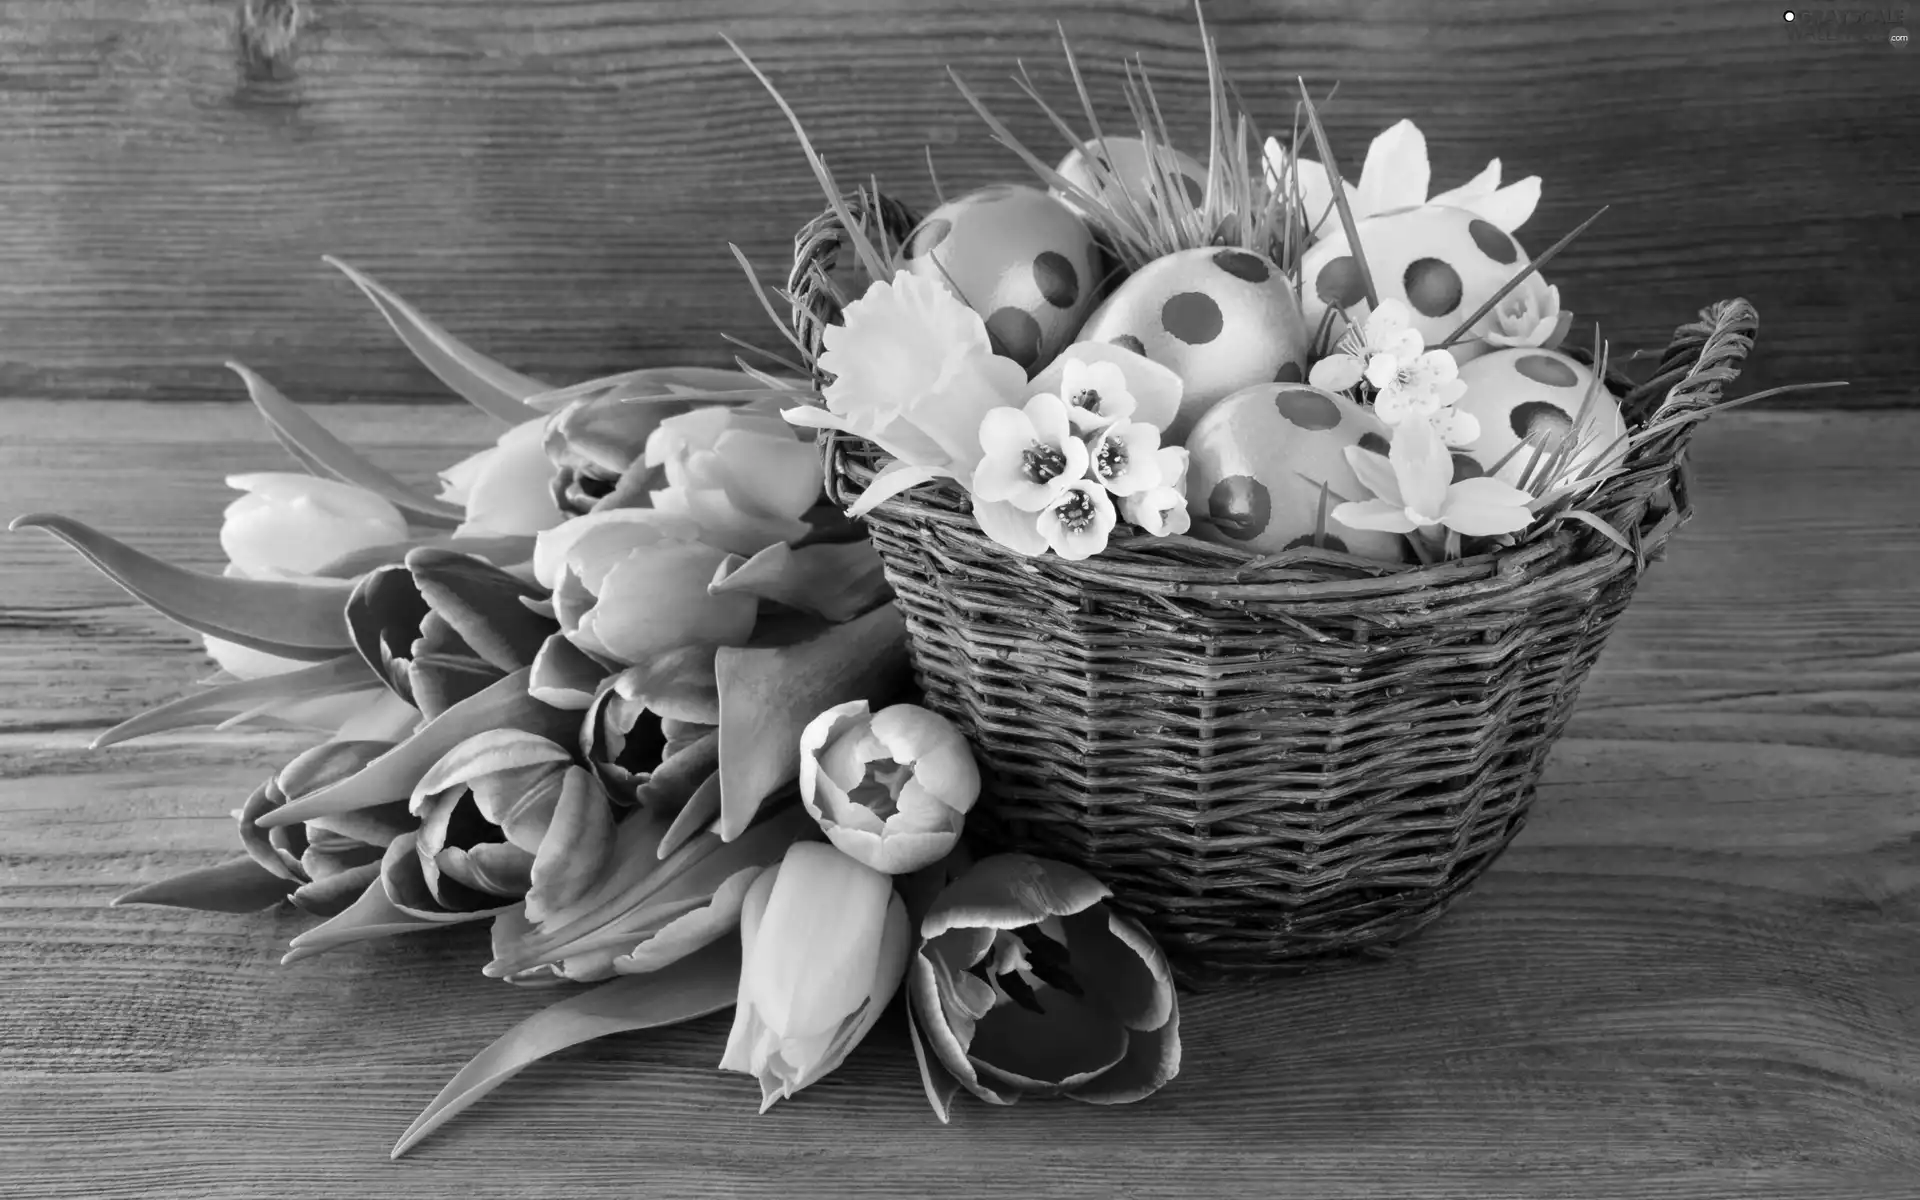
[406,547,555,673]
[326,256,547,424]
[226,362,465,528]
[710,541,893,624]
[392,938,739,1159]
[656,771,723,860]
[91,654,374,749]
[714,602,911,840]
[113,855,298,913]
[9,514,353,659]
[312,534,537,580]
[290,860,385,917]
[522,366,766,413]
[258,669,571,826]
[280,853,470,965]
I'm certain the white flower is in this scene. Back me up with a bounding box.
[799,701,980,876]
[438,418,567,539]
[1037,480,1117,560]
[1366,348,1469,429]
[1087,418,1164,497]
[1337,418,1534,540]
[793,270,1026,481]
[1485,282,1573,351]
[645,405,822,556]
[971,394,1090,512]
[970,496,1049,557]
[1027,341,1183,433]
[1119,447,1192,537]
[1051,357,1136,432]
[1308,299,1425,394]
[1264,119,1542,238]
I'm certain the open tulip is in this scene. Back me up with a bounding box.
[644,404,823,556]
[906,853,1180,1119]
[232,740,415,915]
[439,417,567,539]
[532,510,757,668]
[206,473,410,679]
[408,729,616,918]
[720,841,909,1111]
[799,701,980,875]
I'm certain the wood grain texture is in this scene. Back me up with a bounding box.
[2,401,1919,1198]
[0,1,1912,413]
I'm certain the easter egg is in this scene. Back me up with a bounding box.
[1183,384,1406,561]
[1300,204,1547,351]
[1054,136,1208,219]
[1453,348,1628,488]
[1077,247,1311,443]
[899,185,1103,377]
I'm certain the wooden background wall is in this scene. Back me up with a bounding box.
[0,0,1912,409]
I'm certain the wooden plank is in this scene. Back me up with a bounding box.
[1,401,1917,1197]
[0,0,1910,412]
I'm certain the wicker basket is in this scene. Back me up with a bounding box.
[789,194,1759,988]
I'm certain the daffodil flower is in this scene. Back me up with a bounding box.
[1263,118,1542,241]
[1337,418,1535,543]
[1087,419,1164,497]
[972,393,1091,512]
[1484,281,1573,351]
[1118,447,1192,537]
[1038,480,1118,561]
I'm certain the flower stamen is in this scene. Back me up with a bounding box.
[1021,442,1069,483]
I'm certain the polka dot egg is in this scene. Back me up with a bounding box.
[1078,247,1311,443]
[1054,136,1208,221]
[1183,383,1406,562]
[1453,348,1628,488]
[898,185,1103,377]
[1300,204,1543,350]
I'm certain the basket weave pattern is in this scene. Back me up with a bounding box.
[791,195,1758,987]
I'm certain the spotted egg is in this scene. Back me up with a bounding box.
[899,185,1103,377]
[1453,348,1628,488]
[1054,136,1209,220]
[1300,204,1547,351]
[1183,383,1407,562]
[1077,247,1311,443]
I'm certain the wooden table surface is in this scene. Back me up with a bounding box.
[2,400,1917,1199]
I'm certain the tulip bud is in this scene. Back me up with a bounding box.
[409,730,615,917]
[438,417,566,538]
[799,701,980,875]
[645,405,824,556]
[720,841,908,1111]
[532,510,756,668]
[237,740,415,916]
[906,853,1180,1116]
[207,474,411,679]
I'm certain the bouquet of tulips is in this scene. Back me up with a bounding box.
[12,258,1181,1156]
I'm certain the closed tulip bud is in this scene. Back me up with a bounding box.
[906,853,1181,1117]
[645,405,824,556]
[206,473,410,679]
[438,417,566,538]
[532,510,756,668]
[237,740,416,916]
[720,842,909,1112]
[799,701,980,875]
[409,730,615,917]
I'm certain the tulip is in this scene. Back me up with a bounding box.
[408,729,616,918]
[238,740,417,916]
[906,853,1180,1117]
[206,473,409,679]
[438,417,566,539]
[545,393,706,516]
[532,510,756,668]
[582,675,720,813]
[644,404,823,556]
[799,701,979,875]
[720,842,909,1111]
